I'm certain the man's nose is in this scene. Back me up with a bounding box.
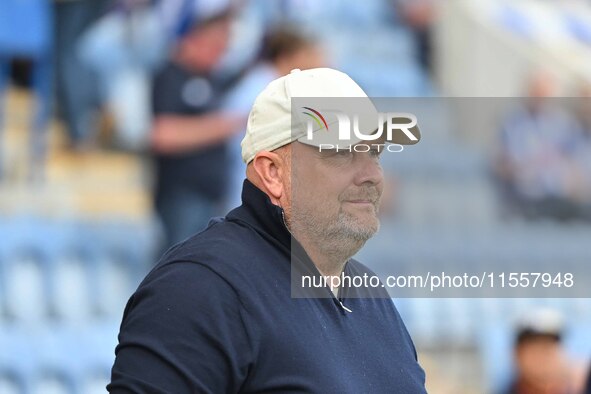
[353,153,383,186]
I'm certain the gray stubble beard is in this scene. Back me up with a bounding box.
[290,201,380,263]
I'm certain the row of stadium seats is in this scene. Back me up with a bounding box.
[395,297,591,347]
[0,216,158,393]
[0,216,158,323]
[0,320,118,394]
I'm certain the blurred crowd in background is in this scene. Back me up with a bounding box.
[495,71,591,222]
[1,0,591,393]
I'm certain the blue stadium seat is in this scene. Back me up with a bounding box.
[74,219,156,317]
[36,323,87,393]
[0,217,74,321]
[0,323,37,393]
[0,371,21,394]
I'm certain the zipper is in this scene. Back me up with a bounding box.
[338,299,353,313]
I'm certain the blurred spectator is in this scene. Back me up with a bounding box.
[394,0,435,74]
[502,309,585,394]
[570,83,591,212]
[494,71,590,221]
[1,0,54,179]
[71,0,238,151]
[222,27,325,209]
[150,7,244,249]
[54,0,109,149]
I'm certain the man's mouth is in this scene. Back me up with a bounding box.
[343,199,378,210]
[341,189,381,208]
[345,200,374,204]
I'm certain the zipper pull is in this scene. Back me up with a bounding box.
[338,300,353,313]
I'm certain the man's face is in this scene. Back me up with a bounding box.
[288,141,384,249]
[515,338,569,393]
[284,45,326,72]
[181,18,231,71]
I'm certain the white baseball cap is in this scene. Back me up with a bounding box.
[241,67,421,164]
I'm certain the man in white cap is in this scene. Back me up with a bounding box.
[108,68,426,393]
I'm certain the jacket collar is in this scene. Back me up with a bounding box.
[227,179,292,251]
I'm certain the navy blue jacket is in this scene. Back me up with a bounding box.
[108,180,427,393]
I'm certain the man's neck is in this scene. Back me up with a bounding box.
[305,243,348,278]
[295,233,364,296]
[282,209,364,295]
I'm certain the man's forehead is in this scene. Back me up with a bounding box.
[292,141,332,159]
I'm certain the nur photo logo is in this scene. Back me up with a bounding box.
[301,107,419,153]
[301,106,329,131]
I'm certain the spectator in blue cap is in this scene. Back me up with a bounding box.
[150,6,244,249]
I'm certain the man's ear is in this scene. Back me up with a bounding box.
[250,151,286,204]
